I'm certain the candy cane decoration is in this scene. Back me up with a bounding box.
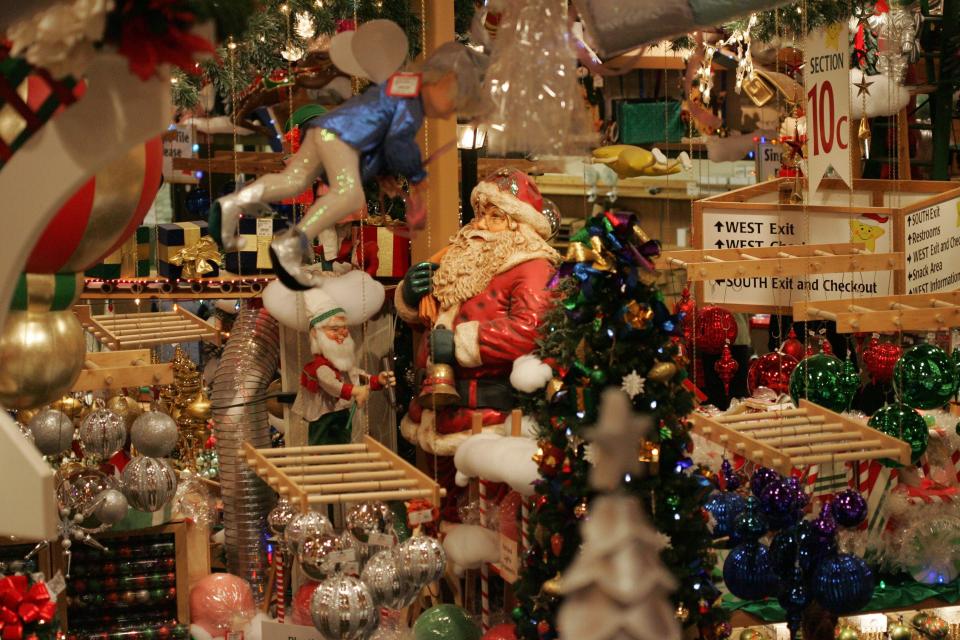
[479,478,491,633]
[521,498,531,554]
[275,547,285,623]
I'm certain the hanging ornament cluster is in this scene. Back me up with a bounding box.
[278,500,446,640]
[722,468,873,639]
[696,14,759,106]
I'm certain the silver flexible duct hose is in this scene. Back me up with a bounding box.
[211,307,280,602]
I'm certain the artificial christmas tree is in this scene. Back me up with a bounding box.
[513,211,727,640]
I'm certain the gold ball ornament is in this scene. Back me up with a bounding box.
[675,603,689,623]
[0,309,85,410]
[266,379,284,419]
[648,362,678,383]
[739,630,767,640]
[542,573,563,597]
[16,408,38,426]
[887,622,911,640]
[835,625,859,640]
[49,395,85,420]
[107,395,143,431]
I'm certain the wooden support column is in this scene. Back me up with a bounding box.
[413,0,460,262]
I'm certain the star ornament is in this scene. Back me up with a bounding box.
[854,76,874,97]
[621,370,646,399]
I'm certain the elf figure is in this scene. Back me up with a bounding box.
[293,286,395,445]
[212,22,488,291]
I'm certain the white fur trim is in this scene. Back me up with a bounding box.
[510,354,553,392]
[454,320,482,368]
[400,411,540,456]
[471,181,551,239]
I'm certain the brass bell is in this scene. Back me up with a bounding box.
[418,363,460,408]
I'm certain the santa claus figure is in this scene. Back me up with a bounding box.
[293,286,397,445]
[395,168,561,513]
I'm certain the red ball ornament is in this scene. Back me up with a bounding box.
[674,287,697,342]
[696,307,737,355]
[539,445,564,477]
[714,343,739,395]
[483,624,517,640]
[862,337,902,384]
[747,352,799,395]
[537,620,551,636]
[550,533,563,556]
[780,327,805,361]
[820,336,833,355]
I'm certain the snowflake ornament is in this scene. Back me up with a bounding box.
[621,371,646,399]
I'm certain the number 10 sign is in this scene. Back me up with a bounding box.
[803,22,852,194]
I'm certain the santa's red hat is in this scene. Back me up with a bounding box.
[470,168,559,239]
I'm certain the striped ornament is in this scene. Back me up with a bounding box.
[24,136,162,274]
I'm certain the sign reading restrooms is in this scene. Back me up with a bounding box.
[803,22,852,193]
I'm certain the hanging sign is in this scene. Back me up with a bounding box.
[904,196,960,294]
[803,22,852,194]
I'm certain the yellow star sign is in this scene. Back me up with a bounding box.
[824,23,842,50]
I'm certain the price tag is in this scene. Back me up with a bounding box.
[803,22,852,193]
[386,73,421,98]
[256,218,274,269]
[46,572,66,601]
[408,508,435,525]
[368,532,396,547]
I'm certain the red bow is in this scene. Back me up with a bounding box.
[0,576,56,640]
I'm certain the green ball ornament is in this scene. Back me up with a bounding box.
[835,625,859,640]
[789,354,858,412]
[868,404,928,465]
[511,607,525,623]
[893,344,958,409]
[590,368,607,385]
[888,622,911,640]
[413,605,481,640]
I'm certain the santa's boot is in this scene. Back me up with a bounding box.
[269,226,316,291]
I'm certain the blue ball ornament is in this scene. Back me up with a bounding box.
[722,542,779,600]
[705,492,746,538]
[812,553,875,615]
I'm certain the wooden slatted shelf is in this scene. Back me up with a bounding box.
[74,304,221,349]
[72,348,174,391]
[657,243,904,282]
[81,275,274,300]
[689,400,912,474]
[793,291,960,333]
[243,435,445,513]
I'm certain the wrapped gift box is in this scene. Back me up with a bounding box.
[157,221,220,279]
[85,226,151,280]
[351,224,411,279]
[223,216,286,275]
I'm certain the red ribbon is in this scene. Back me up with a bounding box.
[904,478,958,501]
[0,576,56,640]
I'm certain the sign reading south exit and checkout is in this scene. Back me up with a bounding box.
[701,210,895,308]
[904,196,960,294]
[804,22,852,194]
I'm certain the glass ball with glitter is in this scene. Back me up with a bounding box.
[79,409,127,459]
[310,575,379,640]
[121,456,178,512]
[812,553,874,615]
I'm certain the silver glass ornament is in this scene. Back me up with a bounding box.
[268,497,298,537]
[394,535,446,591]
[94,489,129,524]
[345,502,395,545]
[56,467,114,516]
[15,421,34,443]
[28,409,74,455]
[301,533,357,580]
[310,575,379,640]
[130,411,179,457]
[284,511,334,556]
[122,456,178,512]
[361,548,409,609]
[79,408,127,458]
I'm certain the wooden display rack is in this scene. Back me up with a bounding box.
[658,243,903,282]
[689,400,912,474]
[243,435,445,512]
[75,304,220,349]
[72,348,174,392]
[688,178,960,313]
[793,291,960,333]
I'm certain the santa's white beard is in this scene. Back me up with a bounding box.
[310,329,357,372]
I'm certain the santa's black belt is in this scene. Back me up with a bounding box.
[455,379,513,411]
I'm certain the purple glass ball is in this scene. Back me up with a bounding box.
[832,490,868,528]
[721,459,742,491]
[760,479,796,517]
[751,466,781,498]
[811,510,839,540]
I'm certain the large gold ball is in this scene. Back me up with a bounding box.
[647,362,678,383]
[107,394,143,431]
[0,310,85,409]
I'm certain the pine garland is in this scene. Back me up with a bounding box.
[731,0,864,42]
[174,0,422,111]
